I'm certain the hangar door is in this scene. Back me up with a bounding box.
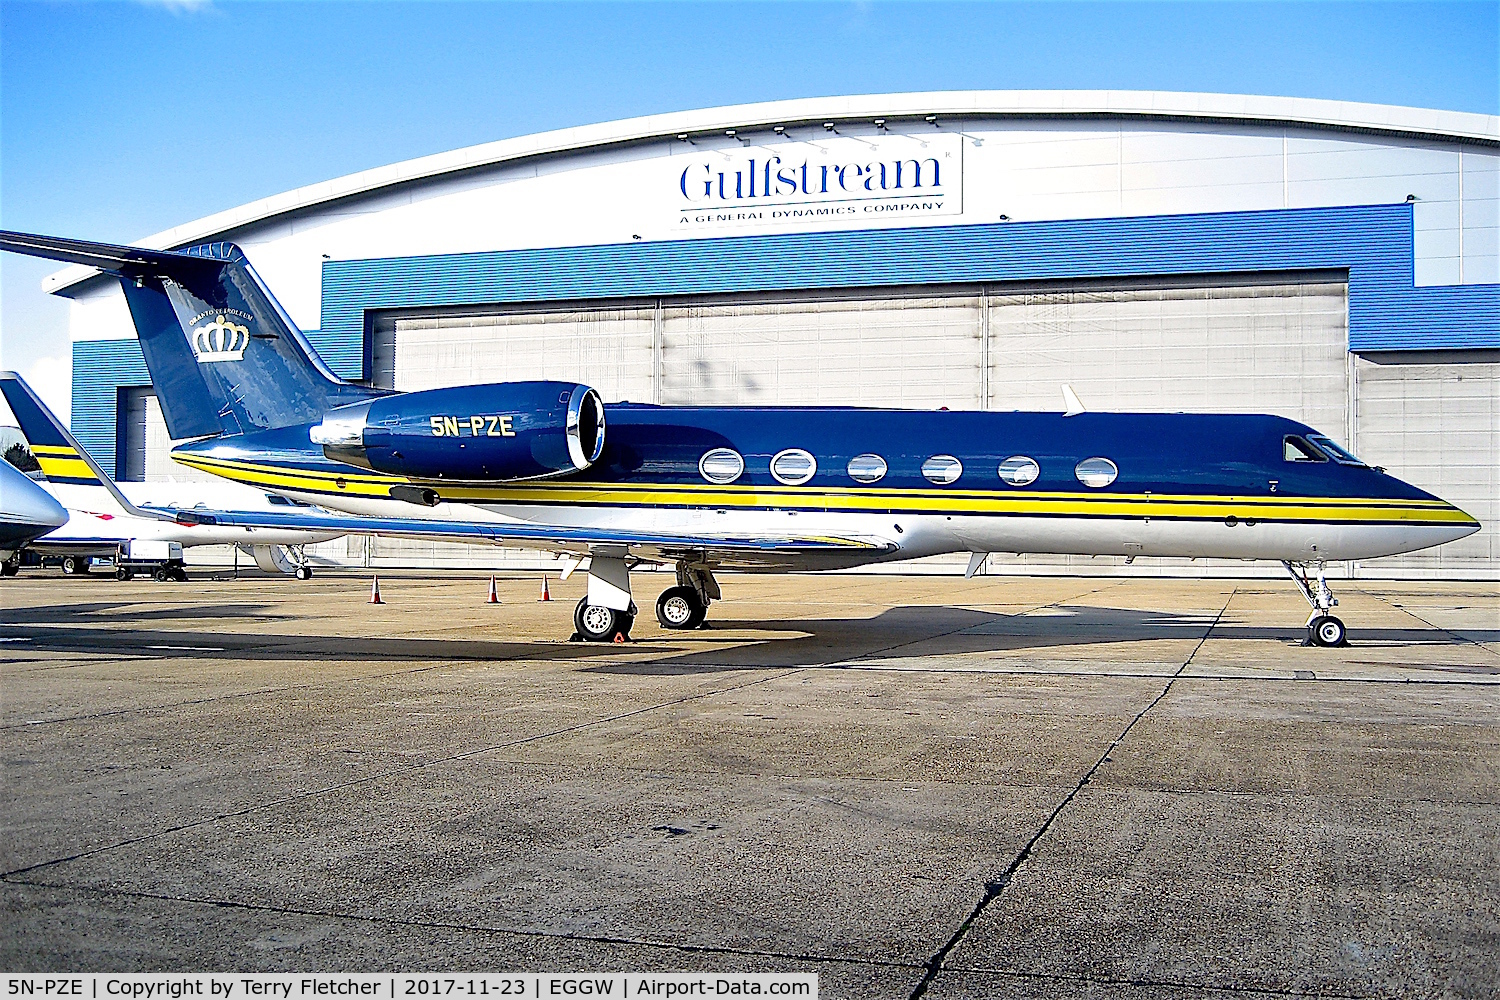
[389,306,657,399]
[374,276,1351,575]
[1354,355,1498,578]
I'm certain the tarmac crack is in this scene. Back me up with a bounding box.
[906,589,1237,1000]
[0,667,805,880]
[1361,589,1500,657]
[0,878,1367,997]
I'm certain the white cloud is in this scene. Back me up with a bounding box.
[132,0,215,13]
[24,355,73,426]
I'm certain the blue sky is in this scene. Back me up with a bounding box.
[2,0,1496,418]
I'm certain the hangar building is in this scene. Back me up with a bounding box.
[50,91,1500,578]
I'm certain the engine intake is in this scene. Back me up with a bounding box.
[311,381,605,482]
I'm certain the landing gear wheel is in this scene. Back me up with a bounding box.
[61,556,88,576]
[574,597,631,642]
[1309,615,1347,648]
[114,567,134,582]
[294,565,313,581]
[1,555,19,577]
[656,586,706,630]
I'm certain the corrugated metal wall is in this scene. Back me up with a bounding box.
[1353,355,1498,578]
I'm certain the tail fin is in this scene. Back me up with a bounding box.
[0,372,168,521]
[0,230,382,439]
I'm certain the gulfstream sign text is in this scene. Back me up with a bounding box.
[674,133,962,228]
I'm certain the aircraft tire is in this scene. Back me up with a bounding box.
[574,597,626,642]
[2,556,19,577]
[656,586,706,630]
[295,566,313,581]
[1309,615,1347,647]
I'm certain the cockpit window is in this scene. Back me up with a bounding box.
[1283,436,1327,463]
[1306,434,1367,467]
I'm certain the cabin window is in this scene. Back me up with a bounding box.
[846,454,888,484]
[922,455,963,485]
[770,449,817,485]
[1074,457,1118,488]
[699,448,745,484]
[998,456,1040,487]
[1283,436,1327,463]
[1306,434,1367,467]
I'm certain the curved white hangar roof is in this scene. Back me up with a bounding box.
[44,90,1499,295]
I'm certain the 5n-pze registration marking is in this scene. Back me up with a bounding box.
[429,415,515,438]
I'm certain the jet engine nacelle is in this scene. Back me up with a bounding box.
[310,381,605,483]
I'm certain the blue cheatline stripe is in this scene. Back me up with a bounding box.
[319,204,1498,353]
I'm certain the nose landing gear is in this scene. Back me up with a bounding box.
[1283,561,1347,647]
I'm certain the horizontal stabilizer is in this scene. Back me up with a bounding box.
[0,230,224,278]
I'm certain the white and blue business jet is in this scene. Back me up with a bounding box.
[0,230,1479,646]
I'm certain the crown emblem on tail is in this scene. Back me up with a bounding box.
[190,315,250,363]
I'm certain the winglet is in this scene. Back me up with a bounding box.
[1062,384,1086,417]
[0,372,171,522]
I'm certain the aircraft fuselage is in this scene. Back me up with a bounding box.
[173,404,1478,567]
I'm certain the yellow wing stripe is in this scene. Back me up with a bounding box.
[173,454,1476,527]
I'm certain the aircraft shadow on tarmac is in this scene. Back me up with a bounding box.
[3,601,1495,672]
[593,604,1500,673]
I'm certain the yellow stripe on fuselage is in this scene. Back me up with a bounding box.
[173,453,1477,527]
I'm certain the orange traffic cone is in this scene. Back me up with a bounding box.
[612,632,626,644]
[368,576,384,604]
[538,575,552,601]
[487,575,500,604]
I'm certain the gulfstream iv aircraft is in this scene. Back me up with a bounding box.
[0,230,1480,645]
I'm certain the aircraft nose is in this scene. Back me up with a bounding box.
[1,465,68,529]
[1388,473,1481,542]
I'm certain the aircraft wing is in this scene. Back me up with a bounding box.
[143,505,898,567]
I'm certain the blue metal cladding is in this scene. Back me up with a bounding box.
[305,330,361,380]
[72,339,150,478]
[319,203,1497,352]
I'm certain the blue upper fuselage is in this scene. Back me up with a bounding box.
[177,404,1436,504]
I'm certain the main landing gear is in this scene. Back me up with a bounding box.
[570,557,719,642]
[573,597,637,642]
[1282,561,1347,647]
[656,562,718,631]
